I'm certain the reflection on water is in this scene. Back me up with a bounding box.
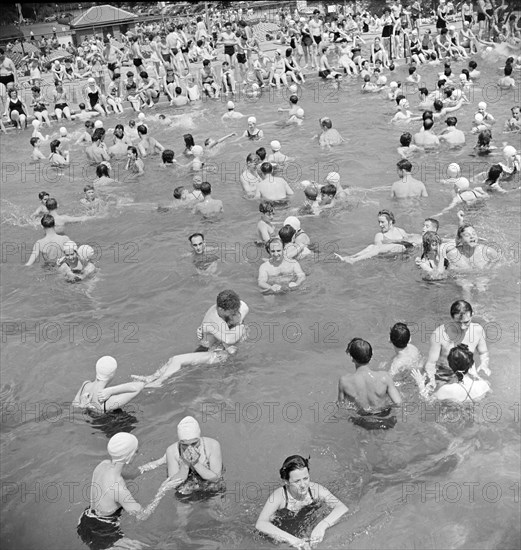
[1,52,520,550]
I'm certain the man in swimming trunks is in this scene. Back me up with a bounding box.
[338,338,402,428]
[0,48,17,103]
[335,210,412,264]
[138,416,223,495]
[255,163,294,202]
[25,214,71,266]
[258,237,306,293]
[391,159,428,198]
[309,10,323,68]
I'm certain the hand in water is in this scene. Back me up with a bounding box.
[333,253,345,262]
[288,281,298,288]
[309,523,327,544]
[411,369,425,386]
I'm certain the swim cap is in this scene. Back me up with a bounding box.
[227,100,235,109]
[54,60,60,66]
[449,25,456,31]
[454,177,470,191]
[138,112,145,120]
[326,172,340,184]
[63,241,77,255]
[94,120,104,129]
[284,216,301,231]
[390,81,398,88]
[247,116,257,124]
[107,432,138,463]
[478,101,487,110]
[192,145,203,156]
[289,84,298,93]
[451,89,462,100]
[379,76,387,84]
[88,77,95,84]
[271,140,281,151]
[296,108,304,117]
[59,127,67,136]
[177,416,201,441]
[503,145,517,156]
[32,120,40,128]
[95,355,117,381]
[474,113,484,123]
[447,163,460,177]
[77,245,95,262]
[252,83,259,89]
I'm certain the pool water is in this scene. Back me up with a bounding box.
[1,54,520,550]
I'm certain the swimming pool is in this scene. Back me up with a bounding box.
[1,53,520,549]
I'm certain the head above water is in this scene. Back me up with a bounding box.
[447,344,474,381]
[279,455,310,481]
[390,322,411,349]
[346,337,372,366]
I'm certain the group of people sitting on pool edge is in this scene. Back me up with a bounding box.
[76,288,490,548]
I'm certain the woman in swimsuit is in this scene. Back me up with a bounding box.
[300,21,314,69]
[220,22,237,67]
[31,86,52,127]
[256,455,348,549]
[85,78,106,117]
[4,88,27,129]
[415,231,449,280]
[436,0,448,31]
[52,84,71,121]
[413,344,490,402]
[284,47,305,84]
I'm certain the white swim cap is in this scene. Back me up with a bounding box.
[88,77,95,84]
[94,120,104,129]
[454,177,470,191]
[32,120,40,128]
[474,113,484,123]
[270,140,281,151]
[252,83,259,89]
[177,416,201,441]
[326,172,340,184]
[452,89,462,100]
[449,25,456,31]
[390,81,398,88]
[63,241,77,255]
[192,145,203,156]
[296,108,304,117]
[59,126,67,136]
[138,112,146,120]
[379,75,387,84]
[478,101,487,110]
[247,116,256,124]
[503,145,517,156]
[227,100,235,109]
[283,216,301,231]
[96,355,118,381]
[77,245,95,262]
[447,163,460,177]
[289,84,298,93]
[107,432,138,463]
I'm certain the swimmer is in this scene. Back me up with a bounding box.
[319,184,338,209]
[72,356,146,413]
[137,124,165,158]
[49,139,69,168]
[413,344,490,402]
[475,101,495,125]
[31,120,49,142]
[189,232,219,273]
[335,210,413,264]
[86,128,110,164]
[438,116,466,146]
[76,120,95,146]
[204,132,237,151]
[504,106,521,133]
[391,159,428,198]
[499,145,521,176]
[258,237,306,293]
[138,416,224,495]
[414,231,449,280]
[30,137,46,162]
[267,140,293,167]
[414,118,439,148]
[278,94,301,119]
[445,223,500,271]
[323,172,348,201]
[279,217,312,260]
[161,149,191,168]
[257,201,276,243]
[317,117,345,147]
[193,182,223,217]
[25,214,71,266]
[338,338,402,428]
[256,455,348,549]
[318,45,342,80]
[57,241,97,282]
[435,166,487,216]
[243,117,264,140]
[77,432,171,549]
[498,64,516,89]
[125,146,145,177]
[255,163,294,202]
[397,132,423,159]
[80,184,103,213]
[297,184,320,216]
[221,100,246,121]
[31,191,50,218]
[43,198,90,235]
[240,153,262,197]
[287,108,305,125]
[388,323,422,377]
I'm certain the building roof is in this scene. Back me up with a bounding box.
[70,5,137,28]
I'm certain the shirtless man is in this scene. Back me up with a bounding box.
[0,48,18,103]
[388,323,421,377]
[240,153,262,197]
[317,117,345,147]
[414,118,440,148]
[445,223,499,270]
[439,116,466,146]
[193,182,223,217]
[255,163,294,202]
[258,237,306,293]
[25,214,71,266]
[336,210,413,264]
[45,198,91,234]
[424,300,490,387]
[189,232,219,273]
[391,159,428,198]
[137,124,164,158]
[338,338,402,430]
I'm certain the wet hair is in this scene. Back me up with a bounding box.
[450,299,473,319]
[30,137,40,147]
[445,116,457,126]
[433,99,444,112]
[456,224,476,246]
[286,47,293,57]
[421,231,442,258]
[289,94,298,104]
[173,186,185,199]
[437,79,446,89]
[321,183,337,197]
[395,94,406,105]
[202,58,210,66]
[137,124,147,135]
[216,289,241,312]
[265,236,283,254]
[461,69,470,80]
[92,128,105,142]
[304,186,318,200]
[96,163,110,177]
[79,102,86,110]
[486,164,503,184]
[444,87,453,99]
[346,338,372,365]
[49,140,61,153]
[447,344,474,381]
[45,198,58,211]
[260,162,273,175]
[162,149,175,164]
[200,181,211,196]
[378,209,395,223]
[423,118,434,131]
[408,65,416,75]
[444,67,452,77]
[41,213,55,228]
[188,232,204,243]
[175,86,182,95]
[390,322,410,349]
[504,65,513,76]
[477,129,492,147]
[469,60,477,70]
[139,71,148,79]
[127,145,139,157]
[246,153,259,164]
[321,118,332,129]
[279,455,310,481]
[84,120,94,129]
[397,159,412,172]
[424,217,439,232]
[31,86,41,94]
[279,224,296,245]
[256,147,266,161]
[259,201,274,214]
[114,124,124,133]
[184,134,195,149]
[128,119,136,128]
[400,132,412,147]
[38,191,49,200]
[422,110,433,121]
